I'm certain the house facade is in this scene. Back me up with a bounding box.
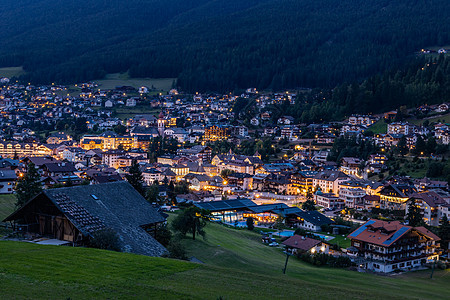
[347,219,440,273]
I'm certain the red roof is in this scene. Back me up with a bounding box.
[347,219,440,247]
[414,226,441,241]
[281,235,321,251]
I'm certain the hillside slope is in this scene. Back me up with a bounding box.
[0,0,448,90]
[1,225,449,299]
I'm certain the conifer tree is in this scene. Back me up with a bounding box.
[15,163,42,208]
[406,198,423,227]
[125,160,145,196]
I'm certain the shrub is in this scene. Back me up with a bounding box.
[437,261,447,270]
[166,236,188,260]
[246,217,255,231]
[155,223,172,247]
[89,228,121,252]
[298,252,352,268]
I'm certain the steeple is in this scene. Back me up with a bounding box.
[157,111,165,137]
[254,150,261,159]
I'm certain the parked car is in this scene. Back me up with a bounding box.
[269,242,279,247]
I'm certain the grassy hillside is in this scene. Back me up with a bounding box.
[95,73,175,91]
[1,213,448,298]
[0,66,25,78]
[0,0,447,91]
[0,194,16,221]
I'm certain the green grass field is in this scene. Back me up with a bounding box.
[176,220,449,299]
[368,119,387,134]
[96,73,175,91]
[407,112,450,125]
[110,105,161,120]
[0,66,26,78]
[0,194,16,221]
[1,220,448,299]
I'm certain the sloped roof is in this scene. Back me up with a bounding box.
[295,210,334,226]
[5,182,167,257]
[282,235,322,251]
[347,219,440,247]
[44,162,77,173]
[313,170,348,181]
[410,191,446,208]
[131,126,158,135]
[194,199,256,212]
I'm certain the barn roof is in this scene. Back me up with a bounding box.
[4,181,167,257]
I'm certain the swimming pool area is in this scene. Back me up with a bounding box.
[274,231,334,240]
[275,230,295,237]
[312,233,334,241]
[222,221,248,228]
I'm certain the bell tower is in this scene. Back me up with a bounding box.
[158,111,165,137]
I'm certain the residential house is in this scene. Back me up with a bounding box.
[314,192,344,209]
[379,184,417,210]
[312,171,349,196]
[0,168,17,193]
[282,235,329,255]
[347,219,440,273]
[295,210,334,232]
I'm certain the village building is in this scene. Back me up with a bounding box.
[379,184,417,210]
[406,191,449,227]
[282,235,329,255]
[347,219,440,273]
[312,170,349,196]
[314,191,344,209]
[0,168,17,193]
[3,182,167,256]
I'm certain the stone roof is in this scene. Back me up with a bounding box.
[44,182,167,256]
[5,182,167,257]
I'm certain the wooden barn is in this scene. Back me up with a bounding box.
[3,181,167,256]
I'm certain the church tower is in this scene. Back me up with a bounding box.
[158,111,165,137]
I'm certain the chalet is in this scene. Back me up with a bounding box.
[312,171,349,196]
[170,163,190,180]
[413,178,448,192]
[362,195,381,209]
[387,122,416,135]
[347,219,440,273]
[177,146,212,163]
[314,191,343,209]
[289,171,317,196]
[3,182,167,256]
[379,184,417,210]
[142,168,164,185]
[406,191,448,227]
[0,168,17,193]
[227,172,253,190]
[340,157,362,176]
[42,162,77,177]
[46,132,72,145]
[282,235,329,255]
[295,210,334,232]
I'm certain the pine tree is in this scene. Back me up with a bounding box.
[406,198,423,227]
[439,214,450,250]
[125,160,145,196]
[172,207,210,240]
[15,163,42,208]
[302,187,316,211]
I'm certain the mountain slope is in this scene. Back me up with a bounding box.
[0,0,448,90]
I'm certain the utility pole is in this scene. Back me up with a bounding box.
[283,252,290,274]
[430,259,436,279]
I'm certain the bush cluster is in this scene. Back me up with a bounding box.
[298,253,352,268]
